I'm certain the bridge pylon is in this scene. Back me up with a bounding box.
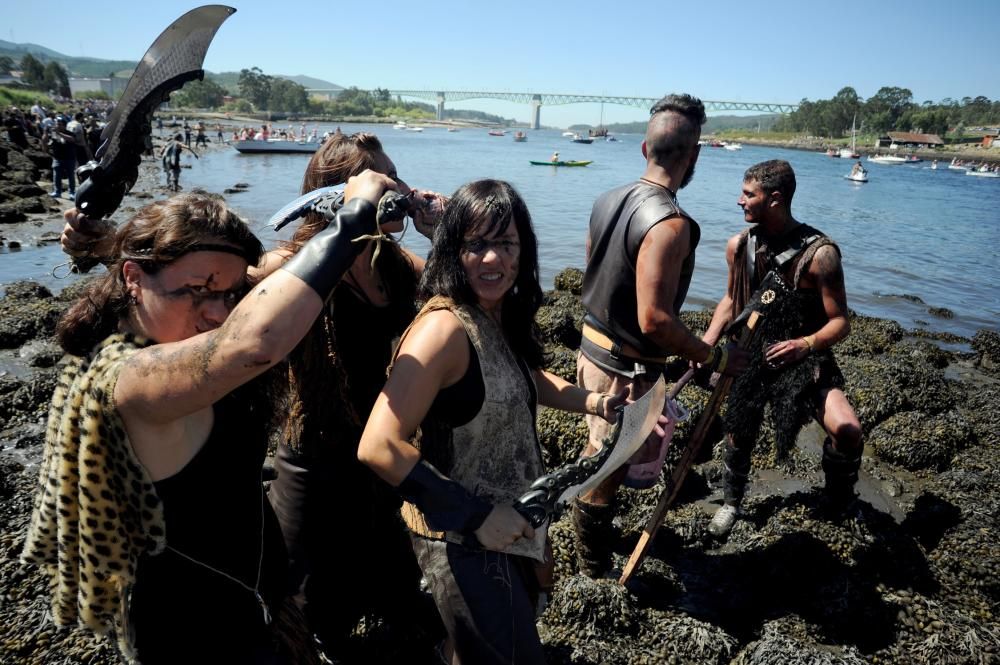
[530,95,542,130]
[436,93,445,121]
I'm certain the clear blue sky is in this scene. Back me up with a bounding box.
[6,0,999,127]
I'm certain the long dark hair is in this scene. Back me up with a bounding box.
[420,179,545,369]
[286,132,386,250]
[56,191,263,357]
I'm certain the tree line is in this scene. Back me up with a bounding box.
[2,54,70,97]
[170,67,508,123]
[774,86,1000,138]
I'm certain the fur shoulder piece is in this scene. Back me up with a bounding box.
[21,333,164,653]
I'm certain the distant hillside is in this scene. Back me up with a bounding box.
[0,40,136,78]
[0,40,341,90]
[208,71,341,94]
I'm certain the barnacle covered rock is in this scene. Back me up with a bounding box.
[836,314,905,357]
[869,410,976,471]
[0,281,64,349]
[553,267,584,295]
[536,406,588,469]
[732,620,868,664]
[537,291,586,349]
[544,343,578,383]
[971,328,1000,373]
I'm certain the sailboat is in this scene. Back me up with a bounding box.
[589,102,608,138]
[840,113,860,159]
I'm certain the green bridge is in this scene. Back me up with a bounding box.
[304,89,800,129]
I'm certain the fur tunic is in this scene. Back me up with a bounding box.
[21,333,164,658]
[724,228,845,458]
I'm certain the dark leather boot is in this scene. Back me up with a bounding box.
[821,437,862,514]
[571,497,616,578]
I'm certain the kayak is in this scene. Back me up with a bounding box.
[529,160,592,167]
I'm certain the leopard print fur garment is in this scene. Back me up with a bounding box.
[21,333,165,658]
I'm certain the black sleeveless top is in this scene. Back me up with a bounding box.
[582,180,701,357]
[130,383,287,663]
[426,338,537,427]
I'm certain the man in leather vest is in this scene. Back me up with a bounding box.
[573,93,748,578]
[701,159,863,538]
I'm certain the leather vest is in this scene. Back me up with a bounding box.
[400,297,548,562]
[581,181,700,359]
[737,223,835,337]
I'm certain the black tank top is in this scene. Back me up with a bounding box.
[130,383,287,662]
[426,337,537,427]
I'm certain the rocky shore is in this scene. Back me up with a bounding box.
[707,134,1000,165]
[1,257,998,663]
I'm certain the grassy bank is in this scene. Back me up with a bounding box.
[0,87,53,110]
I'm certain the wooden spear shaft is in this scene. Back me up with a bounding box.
[619,310,762,585]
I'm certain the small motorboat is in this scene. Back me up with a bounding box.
[393,121,407,130]
[868,154,907,165]
[606,135,618,142]
[723,142,742,151]
[966,168,1000,178]
[562,131,575,137]
[488,129,506,136]
[406,126,424,132]
[529,160,592,167]
[570,133,594,144]
[845,169,868,183]
[447,127,460,132]
[232,139,321,154]
[839,148,860,159]
[513,131,527,142]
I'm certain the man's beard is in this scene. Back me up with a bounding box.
[680,161,696,189]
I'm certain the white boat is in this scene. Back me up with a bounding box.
[966,169,1000,178]
[562,131,575,137]
[845,170,868,183]
[868,154,907,165]
[406,126,424,132]
[232,139,321,154]
[447,127,460,132]
[393,121,407,130]
[723,142,742,151]
[840,113,860,159]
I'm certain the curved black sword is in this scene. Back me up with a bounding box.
[69,5,236,272]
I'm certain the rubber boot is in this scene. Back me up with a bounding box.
[571,498,616,578]
[709,437,751,538]
[721,436,752,507]
[821,437,862,515]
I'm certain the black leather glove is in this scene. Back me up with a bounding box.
[280,198,376,300]
[398,460,492,534]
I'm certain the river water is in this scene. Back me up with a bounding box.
[2,123,998,339]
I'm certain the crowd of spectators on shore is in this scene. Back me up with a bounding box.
[2,99,116,200]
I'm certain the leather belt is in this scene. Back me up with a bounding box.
[581,323,670,365]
